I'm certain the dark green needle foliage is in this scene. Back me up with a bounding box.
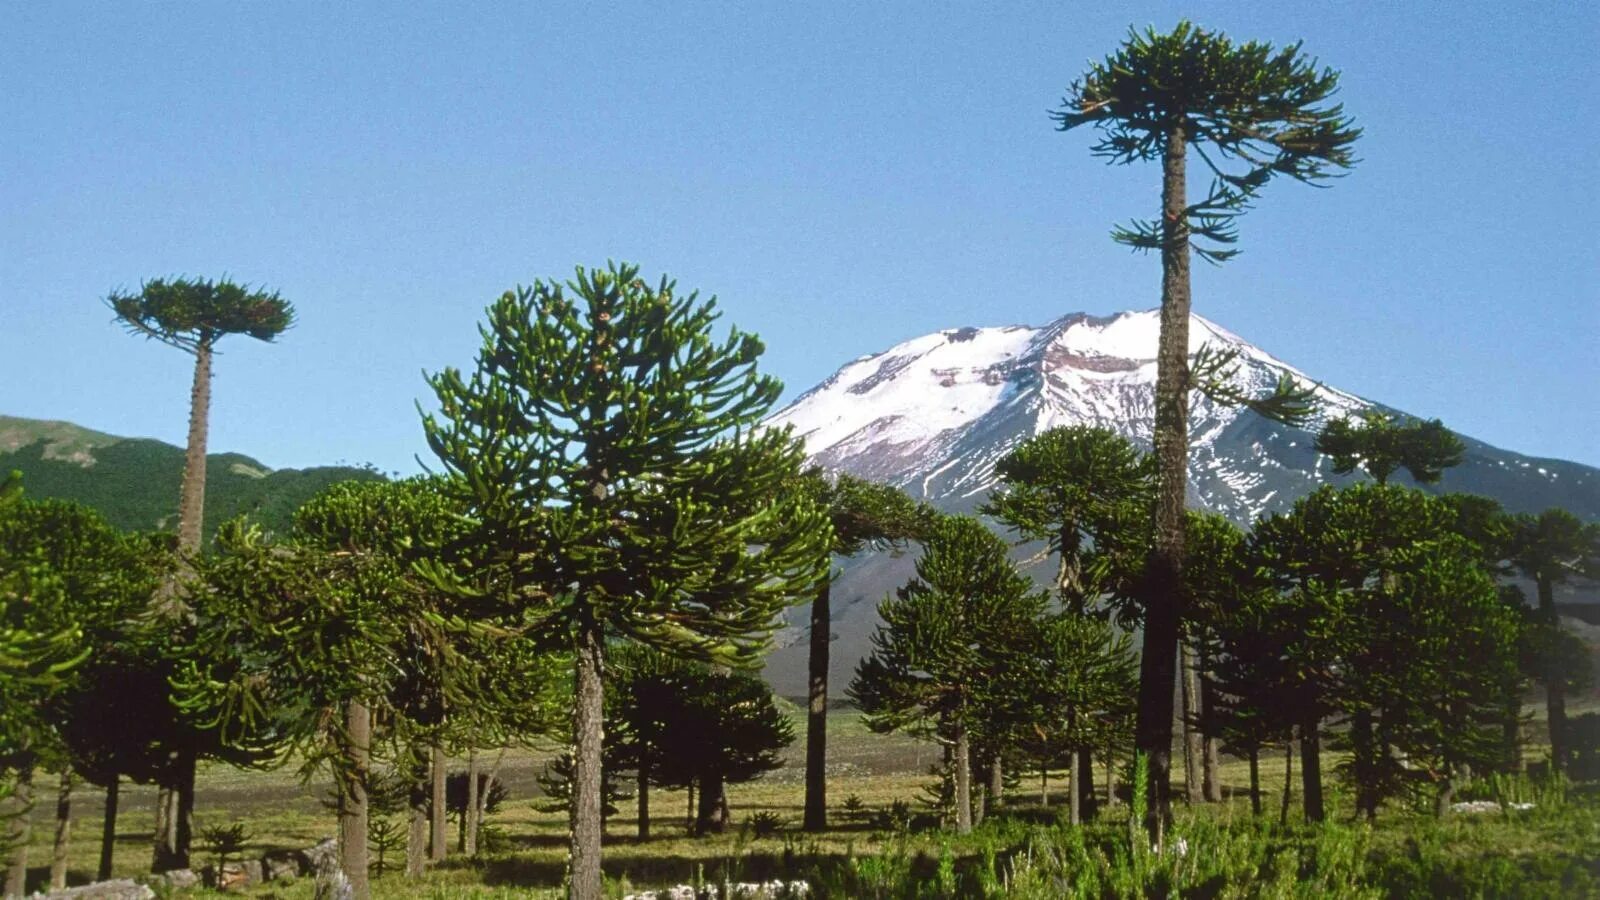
[1315,410,1466,485]
[849,515,1045,833]
[1053,21,1359,826]
[107,277,295,348]
[984,426,1153,611]
[421,262,827,896]
[1054,20,1360,265]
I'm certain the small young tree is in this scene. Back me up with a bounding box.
[1054,21,1358,829]
[422,263,828,899]
[984,425,1151,818]
[848,515,1044,834]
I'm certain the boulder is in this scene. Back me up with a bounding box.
[262,848,307,881]
[28,879,154,900]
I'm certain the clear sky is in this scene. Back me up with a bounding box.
[3,1,1596,473]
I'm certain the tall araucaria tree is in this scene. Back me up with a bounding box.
[108,276,294,870]
[801,470,929,832]
[422,263,828,900]
[1315,410,1465,486]
[1053,20,1358,830]
[1508,508,1599,773]
[984,425,1152,819]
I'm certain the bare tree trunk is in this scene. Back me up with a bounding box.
[1067,754,1081,826]
[1135,120,1191,838]
[953,728,972,835]
[1301,717,1324,823]
[1434,771,1455,819]
[1248,747,1261,816]
[637,762,650,841]
[98,777,118,882]
[429,746,446,863]
[1105,751,1118,806]
[1039,764,1048,807]
[173,752,195,871]
[695,772,728,835]
[406,772,428,878]
[804,578,831,832]
[1181,643,1203,805]
[339,700,372,900]
[176,340,213,555]
[474,750,503,853]
[464,751,479,857]
[569,622,604,900]
[49,770,71,891]
[1200,659,1222,802]
[1279,738,1294,827]
[685,781,695,834]
[4,767,32,900]
[1076,750,1097,821]
[988,756,1003,810]
[150,787,174,873]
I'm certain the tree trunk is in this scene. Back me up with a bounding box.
[406,772,428,878]
[464,751,479,857]
[150,786,174,873]
[637,763,650,841]
[569,622,604,900]
[1503,691,1524,773]
[1279,738,1294,827]
[1434,772,1455,819]
[989,756,1003,810]
[174,751,196,871]
[1352,710,1377,822]
[4,767,31,900]
[803,577,831,832]
[953,728,972,835]
[429,746,446,863]
[1076,749,1097,821]
[1039,764,1048,808]
[49,770,71,891]
[1105,751,1118,806]
[1200,660,1222,803]
[1300,718,1324,823]
[1067,754,1081,826]
[177,339,213,555]
[685,780,695,834]
[1135,120,1191,837]
[98,777,118,882]
[1538,576,1568,773]
[339,700,371,900]
[1181,643,1203,805]
[695,772,728,835]
[1248,747,1261,816]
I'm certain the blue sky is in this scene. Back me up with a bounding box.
[3,2,1596,473]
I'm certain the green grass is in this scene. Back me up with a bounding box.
[6,706,1598,898]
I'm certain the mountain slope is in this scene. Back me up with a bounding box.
[0,414,383,539]
[762,310,1600,695]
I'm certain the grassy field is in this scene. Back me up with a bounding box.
[6,702,1598,898]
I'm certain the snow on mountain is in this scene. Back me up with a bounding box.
[759,309,1600,696]
[768,309,1367,521]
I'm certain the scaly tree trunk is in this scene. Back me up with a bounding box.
[98,777,119,882]
[1279,738,1294,827]
[1181,643,1203,805]
[464,751,479,856]
[1135,120,1191,837]
[953,727,972,835]
[1300,717,1324,823]
[429,746,447,863]
[1067,753,1081,826]
[176,337,213,555]
[569,622,604,900]
[339,700,372,900]
[4,767,32,900]
[989,756,1003,810]
[1248,747,1261,816]
[803,577,831,832]
[406,773,428,878]
[49,770,71,891]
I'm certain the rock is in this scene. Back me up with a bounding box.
[147,868,198,890]
[303,837,339,877]
[28,879,154,899]
[214,858,263,890]
[262,848,307,881]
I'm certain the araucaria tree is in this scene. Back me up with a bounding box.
[802,471,928,831]
[422,263,827,900]
[1053,21,1359,828]
[108,276,295,870]
[849,515,1044,834]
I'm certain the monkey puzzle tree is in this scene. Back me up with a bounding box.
[106,277,296,561]
[984,425,1151,818]
[848,515,1045,834]
[1508,508,1600,772]
[422,263,827,900]
[1054,21,1359,829]
[1315,410,1465,486]
[801,470,929,832]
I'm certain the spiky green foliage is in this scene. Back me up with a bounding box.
[1053,20,1360,264]
[1315,411,1466,485]
[421,262,829,661]
[106,277,295,353]
[849,515,1045,745]
[984,426,1153,611]
[1004,612,1138,776]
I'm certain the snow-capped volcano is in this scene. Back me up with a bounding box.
[769,309,1368,521]
[759,309,1600,696]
